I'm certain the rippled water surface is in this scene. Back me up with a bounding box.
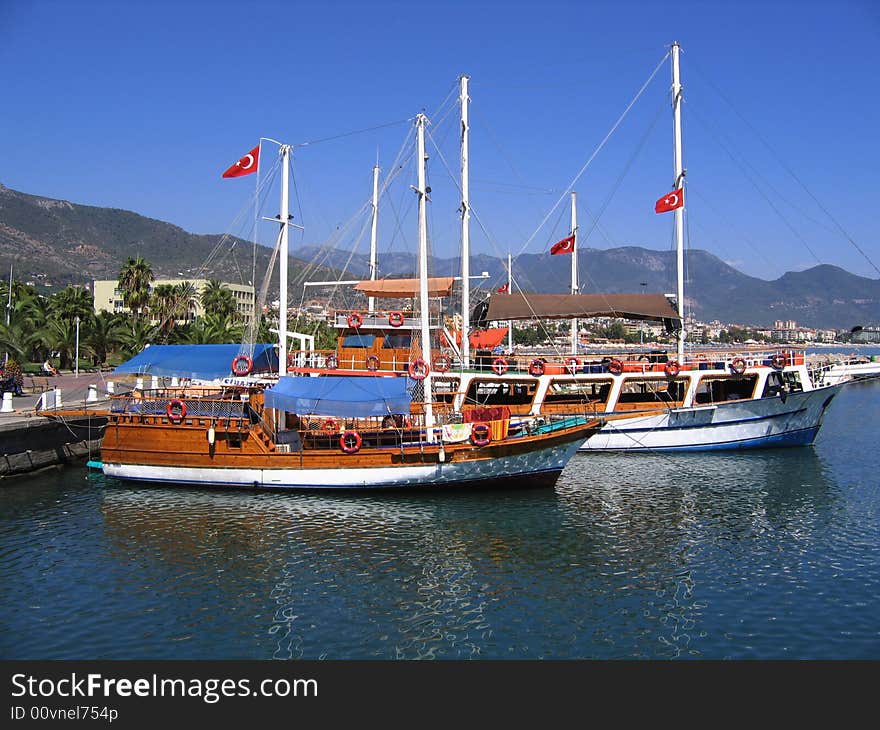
[2,379,879,659]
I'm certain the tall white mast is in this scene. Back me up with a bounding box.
[507,252,513,353]
[570,191,579,356]
[671,41,686,363]
[277,144,291,378]
[368,159,380,313]
[459,75,471,369]
[415,113,435,440]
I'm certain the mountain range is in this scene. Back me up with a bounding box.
[1,183,877,329]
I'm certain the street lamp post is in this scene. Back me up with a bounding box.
[75,316,80,379]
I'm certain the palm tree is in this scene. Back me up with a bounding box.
[118,318,157,357]
[150,284,177,335]
[200,279,237,320]
[49,285,94,323]
[173,281,198,323]
[181,313,243,344]
[85,311,126,366]
[118,257,154,320]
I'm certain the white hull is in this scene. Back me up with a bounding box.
[813,362,880,386]
[579,384,842,452]
[102,437,584,490]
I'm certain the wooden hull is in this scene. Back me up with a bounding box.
[100,415,598,491]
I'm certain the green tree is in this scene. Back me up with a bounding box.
[118,257,154,320]
[49,285,93,323]
[85,311,126,366]
[200,279,237,320]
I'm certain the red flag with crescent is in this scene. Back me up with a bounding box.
[654,187,684,213]
[497,283,509,293]
[222,145,260,178]
[550,234,575,255]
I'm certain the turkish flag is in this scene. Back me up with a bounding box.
[222,145,260,178]
[497,283,509,293]
[654,187,684,213]
[550,234,575,255]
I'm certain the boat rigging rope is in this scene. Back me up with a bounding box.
[514,50,671,260]
[687,58,880,278]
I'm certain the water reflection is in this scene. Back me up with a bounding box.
[90,446,843,659]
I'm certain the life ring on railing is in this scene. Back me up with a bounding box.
[347,312,363,329]
[770,353,786,370]
[730,357,747,375]
[528,358,545,377]
[664,360,681,378]
[231,355,253,376]
[325,354,339,370]
[408,358,429,381]
[340,430,362,454]
[470,422,491,447]
[566,357,580,374]
[365,355,380,372]
[432,355,451,373]
[388,311,405,327]
[492,357,508,376]
[166,399,187,424]
[323,418,339,435]
[607,358,624,376]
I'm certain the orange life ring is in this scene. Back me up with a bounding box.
[166,399,187,424]
[323,418,339,435]
[407,358,429,381]
[340,430,362,454]
[566,357,580,374]
[492,357,508,376]
[325,354,339,370]
[365,355,380,371]
[388,311,405,327]
[528,359,545,377]
[433,355,451,373]
[731,357,746,375]
[770,353,786,370]
[231,355,253,376]
[607,358,623,376]
[664,360,681,378]
[286,352,296,367]
[347,312,363,329]
[470,422,491,447]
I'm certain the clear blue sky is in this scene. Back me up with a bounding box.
[2,0,878,282]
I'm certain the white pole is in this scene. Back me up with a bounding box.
[5,264,12,366]
[416,113,435,440]
[368,159,380,314]
[507,252,513,353]
[672,41,686,364]
[570,192,579,356]
[75,315,80,378]
[278,144,291,378]
[460,74,471,369]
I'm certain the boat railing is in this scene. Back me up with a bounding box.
[332,310,443,331]
[109,391,249,420]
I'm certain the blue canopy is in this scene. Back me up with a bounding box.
[114,344,278,380]
[264,375,411,417]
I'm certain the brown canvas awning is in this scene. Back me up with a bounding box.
[354,277,455,299]
[484,293,680,323]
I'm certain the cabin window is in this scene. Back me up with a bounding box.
[432,377,460,405]
[695,375,758,404]
[383,334,412,349]
[342,334,376,348]
[761,371,802,398]
[463,379,536,407]
[545,379,613,405]
[617,377,686,405]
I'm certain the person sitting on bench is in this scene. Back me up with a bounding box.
[43,359,60,376]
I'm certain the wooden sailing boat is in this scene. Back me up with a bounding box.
[95,114,603,489]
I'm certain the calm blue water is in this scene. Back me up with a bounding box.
[1,375,878,659]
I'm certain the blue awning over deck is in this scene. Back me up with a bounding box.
[114,344,278,380]
[264,375,411,417]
